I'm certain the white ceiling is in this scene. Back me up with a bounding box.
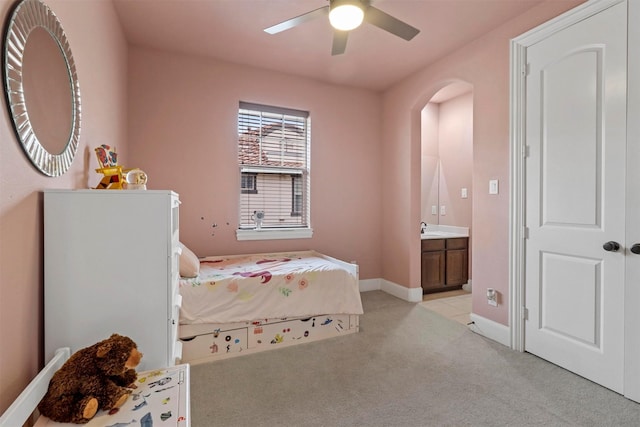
[112,0,572,92]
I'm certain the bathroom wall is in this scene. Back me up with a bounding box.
[438,92,473,229]
[421,92,473,229]
[0,0,128,413]
[421,103,439,224]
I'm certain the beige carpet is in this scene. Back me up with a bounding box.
[190,291,640,426]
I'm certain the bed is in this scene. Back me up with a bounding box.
[177,250,363,364]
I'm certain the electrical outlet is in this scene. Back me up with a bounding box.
[461,188,468,199]
[487,288,498,306]
[431,205,438,215]
[440,205,446,215]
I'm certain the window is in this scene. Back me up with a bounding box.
[291,175,302,216]
[240,173,257,194]
[237,102,311,240]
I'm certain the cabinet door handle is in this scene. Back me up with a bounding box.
[631,244,640,255]
[603,241,621,252]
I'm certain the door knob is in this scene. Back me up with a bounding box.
[631,244,640,255]
[603,241,620,252]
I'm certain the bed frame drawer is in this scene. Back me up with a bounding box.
[180,327,248,362]
[179,314,359,364]
[248,314,353,348]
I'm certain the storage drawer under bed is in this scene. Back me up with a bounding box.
[180,327,248,361]
[179,314,357,363]
[248,314,352,347]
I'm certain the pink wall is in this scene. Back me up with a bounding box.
[420,103,439,224]
[422,92,473,229]
[438,92,473,229]
[126,47,383,280]
[381,0,583,325]
[0,0,128,413]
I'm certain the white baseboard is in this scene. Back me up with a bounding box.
[382,279,423,302]
[359,278,422,303]
[362,278,510,348]
[359,278,382,293]
[468,313,510,347]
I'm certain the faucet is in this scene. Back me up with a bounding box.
[420,222,427,234]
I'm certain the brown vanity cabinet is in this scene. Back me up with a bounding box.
[421,237,468,294]
[421,239,445,291]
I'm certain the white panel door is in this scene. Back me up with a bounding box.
[624,0,640,402]
[524,2,627,393]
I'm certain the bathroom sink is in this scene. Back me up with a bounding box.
[421,231,450,237]
[421,230,469,239]
[421,231,457,238]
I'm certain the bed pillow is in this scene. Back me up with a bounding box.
[179,243,200,278]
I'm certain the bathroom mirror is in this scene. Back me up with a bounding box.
[3,0,81,177]
[421,156,440,224]
[421,82,474,226]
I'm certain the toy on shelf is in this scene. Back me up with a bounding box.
[94,144,123,189]
[94,145,148,190]
[123,168,148,190]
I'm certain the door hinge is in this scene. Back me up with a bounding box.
[523,145,530,158]
[523,63,531,76]
[523,226,529,239]
[522,307,529,320]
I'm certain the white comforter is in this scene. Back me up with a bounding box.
[179,251,363,324]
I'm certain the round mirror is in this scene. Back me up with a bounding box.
[3,0,81,177]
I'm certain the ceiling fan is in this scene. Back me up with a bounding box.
[264,0,420,56]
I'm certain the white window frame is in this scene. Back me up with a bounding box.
[236,102,312,241]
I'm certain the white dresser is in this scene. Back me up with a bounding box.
[44,189,182,370]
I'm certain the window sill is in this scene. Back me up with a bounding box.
[236,228,313,241]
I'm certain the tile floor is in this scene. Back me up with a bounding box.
[419,289,472,325]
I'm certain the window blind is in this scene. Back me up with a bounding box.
[238,102,310,229]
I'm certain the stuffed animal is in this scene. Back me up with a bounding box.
[38,334,143,424]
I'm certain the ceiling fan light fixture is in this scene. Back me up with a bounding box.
[329,1,364,31]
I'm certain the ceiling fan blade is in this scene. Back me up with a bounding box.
[365,6,420,41]
[331,30,349,56]
[264,6,329,34]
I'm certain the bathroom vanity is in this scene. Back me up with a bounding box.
[421,226,469,294]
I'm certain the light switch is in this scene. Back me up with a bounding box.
[489,180,499,195]
[461,188,468,199]
[431,205,437,215]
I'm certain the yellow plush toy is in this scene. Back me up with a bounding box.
[94,145,124,189]
[93,145,148,190]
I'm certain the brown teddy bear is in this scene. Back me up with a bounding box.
[38,333,143,424]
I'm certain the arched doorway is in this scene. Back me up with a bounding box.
[419,81,474,307]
